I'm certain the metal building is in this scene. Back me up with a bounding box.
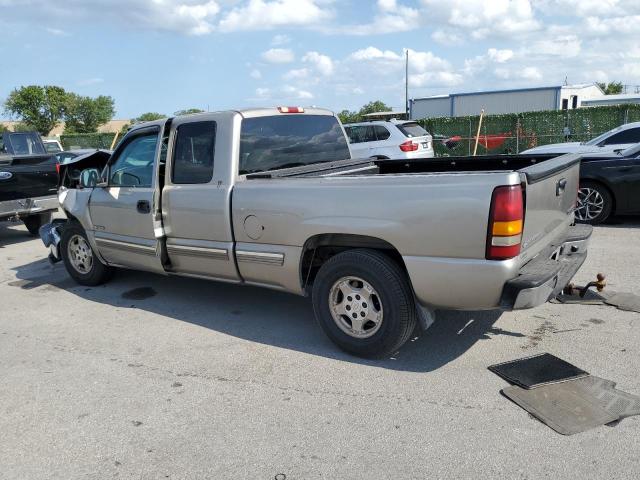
[409,84,604,119]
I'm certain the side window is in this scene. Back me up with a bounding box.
[344,126,357,143]
[109,132,158,187]
[374,125,391,141]
[603,128,640,145]
[172,121,216,184]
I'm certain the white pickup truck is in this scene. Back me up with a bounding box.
[42,107,591,357]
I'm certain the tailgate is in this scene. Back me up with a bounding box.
[519,153,580,255]
[0,155,58,202]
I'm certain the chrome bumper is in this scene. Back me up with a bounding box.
[0,195,59,220]
[500,224,593,310]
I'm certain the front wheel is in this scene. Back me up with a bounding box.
[312,249,417,358]
[60,223,113,286]
[576,181,612,225]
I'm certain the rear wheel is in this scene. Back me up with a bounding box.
[23,212,52,235]
[576,181,612,225]
[312,249,417,358]
[60,223,113,286]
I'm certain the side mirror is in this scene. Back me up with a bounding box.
[79,168,101,188]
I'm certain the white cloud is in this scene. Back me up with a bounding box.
[350,47,401,62]
[332,0,420,35]
[261,48,294,63]
[271,34,291,46]
[528,35,581,57]
[421,0,540,39]
[250,68,262,79]
[218,0,333,32]
[487,48,513,63]
[45,27,70,36]
[283,85,314,99]
[4,0,221,35]
[302,51,334,76]
[283,68,310,80]
[431,29,464,45]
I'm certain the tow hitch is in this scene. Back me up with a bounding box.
[38,220,67,264]
[562,273,606,298]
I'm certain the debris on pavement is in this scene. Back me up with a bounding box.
[491,354,640,435]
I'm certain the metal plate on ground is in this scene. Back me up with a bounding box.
[573,376,640,420]
[489,353,588,389]
[603,292,640,313]
[502,382,618,435]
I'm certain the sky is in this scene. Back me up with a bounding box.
[1,0,639,119]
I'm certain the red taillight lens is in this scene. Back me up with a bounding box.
[399,140,418,152]
[55,163,60,175]
[486,185,524,260]
[278,106,304,113]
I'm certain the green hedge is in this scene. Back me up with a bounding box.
[417,104,640,157]
[60,132,120,150]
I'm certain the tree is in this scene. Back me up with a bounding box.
[337,109,360,124]
[133,112,165,123]
[0,123,9,133]
[359,100,392,116]
[174,108,204,116]
[64,94,115,133]
[337,101,394,124]
[4,85,67,136]
[596,81,624,95]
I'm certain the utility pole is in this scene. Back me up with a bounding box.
[405,49,409,118]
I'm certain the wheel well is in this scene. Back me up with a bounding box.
[300,233,407,293]
[581,178,616,214]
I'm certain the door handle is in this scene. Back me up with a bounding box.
[556,178,567,196]
[136,200,151,214]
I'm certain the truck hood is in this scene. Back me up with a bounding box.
[520,142,585,154]
[59,149,111,188]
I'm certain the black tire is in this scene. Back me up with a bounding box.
[312,249,417,358]
[60,222,113,286]
[576,181,613,225]
[23,212,53,235]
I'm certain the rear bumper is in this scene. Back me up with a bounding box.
[0,195,59,221]
[500,224,592,310]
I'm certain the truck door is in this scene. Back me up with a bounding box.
[161,115,241,282]
[88,125,165,273]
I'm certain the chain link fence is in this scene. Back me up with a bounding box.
[417,105,640,157]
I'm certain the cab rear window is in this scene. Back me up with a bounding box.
[239,115,350,175]
[397,122,428,138]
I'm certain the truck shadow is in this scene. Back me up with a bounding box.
[0,222,35,248]
[11,259,517,373]
[602,215,640,229]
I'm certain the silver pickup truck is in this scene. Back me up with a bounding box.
[43,107,591,357]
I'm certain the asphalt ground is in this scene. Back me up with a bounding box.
[1,216,639,479]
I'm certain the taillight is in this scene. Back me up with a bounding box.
[55,163,60,175]
[278,106,304,113]
[399,140,418,152]
[486,185,524,260]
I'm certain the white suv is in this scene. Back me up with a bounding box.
[344,120,434,160]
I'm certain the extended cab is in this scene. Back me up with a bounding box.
[0,131,58,234]
[43,108,591,357]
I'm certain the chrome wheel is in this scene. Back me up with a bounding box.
[576,187,604,221]
[67,234,93,274]
[328,276,383,339]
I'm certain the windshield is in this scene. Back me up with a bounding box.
[6,132,46,155]
[584,125,624,146]
[396,122,429,138]
[44,141,62,153]
[239,115,351,174]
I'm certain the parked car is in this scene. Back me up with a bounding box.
[0,131,58,234]
[42,107,589,358]
[521,121,640,155]
[573,143,640,224]
[343,119,434,159]
[43,139,63,153]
